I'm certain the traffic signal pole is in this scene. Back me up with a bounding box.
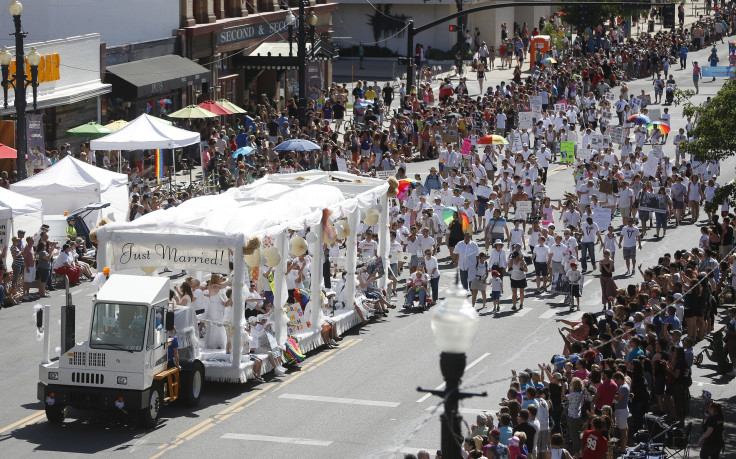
[404,1,659,90]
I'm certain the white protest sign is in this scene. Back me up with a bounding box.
[336,158,348,172]
[642,155,659,178]
[591,135,610,150]
[553,103,566,113]
[530,95,543,112]
[112,239,229,272]
[592,208,611,231]
[375,170,394,180]
[577,148,591,162]
[610,126,626,145]
[519,111,533,129]
[600,111,613,122]
[605,92,616,102]
[512,132,522,152]
[0,219,7,247]
[516,201,532,219]
[476,185,492,199]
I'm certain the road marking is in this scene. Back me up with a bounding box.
[416,353,490,403]
[546,165,568,177]
[584,278,594,286]
[515,307,534,317]
[0,410,45,435]
[695,380,719,387]
[278,393,400,408]
[222,433,332,446]
[539,308,559,319]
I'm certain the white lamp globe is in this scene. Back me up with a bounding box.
[430,281,479,354]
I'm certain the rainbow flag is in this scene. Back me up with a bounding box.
[155,149,164,182]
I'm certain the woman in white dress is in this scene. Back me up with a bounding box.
[203,274,231,350]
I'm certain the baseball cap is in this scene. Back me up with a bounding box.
[605,309,614,316]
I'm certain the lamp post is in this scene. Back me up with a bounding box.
[286,3,318,127]
[0,0,41,180]
[418,279,485,459]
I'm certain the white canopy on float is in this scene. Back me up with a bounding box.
[95,171,389,382]
[10,156,127,225]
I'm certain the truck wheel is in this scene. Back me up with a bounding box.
[45,404,69,424]
[182,362,204,407]
[139,383,162,428]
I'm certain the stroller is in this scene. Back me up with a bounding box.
[694,331,731,374]
[665,83,675,105]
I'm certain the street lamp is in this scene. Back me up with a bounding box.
[418,280,484,459]
[0,0,42,180]
[285,10,295,56]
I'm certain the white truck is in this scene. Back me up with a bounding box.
[37,274,205,427]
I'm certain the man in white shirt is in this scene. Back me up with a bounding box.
[533,236,550,292]
[547,235,568,282]
[403,230,423,274]
[537,143,552,184]
[580,216,600,272]
[417,227,436,254]
[614,95,627,125]
[453,232,480,290]
[358,232,379,262]
[562,229,579,261]
[561,202,582,230]
[618,218,642,275]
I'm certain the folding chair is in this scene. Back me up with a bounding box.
[665,421,692,459]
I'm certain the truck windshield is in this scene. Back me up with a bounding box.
[89,303,148,352]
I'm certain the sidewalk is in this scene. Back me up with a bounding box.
[338,1,713,93]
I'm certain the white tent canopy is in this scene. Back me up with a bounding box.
[10,156,128,225]
[0,186,44,265]
[90,113,200,150]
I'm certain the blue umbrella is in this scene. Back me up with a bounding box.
[274,138,322,152]
[232,146,255,158]
[355,101,374,108]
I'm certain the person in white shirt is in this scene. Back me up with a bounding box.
[422,250,440,303]
[580,216,600,272]
[618,218,642,275]
[565,261,584,310]
[561,202,582,230]
[358,232,379,262]
[508,219,526,250]
[536,143,552,183]
[403,230,423,274]
[418,227,436,254]
[532,236,550,292]
[454,232,480,290]
[547,235,567,282]
[488,239,509,276]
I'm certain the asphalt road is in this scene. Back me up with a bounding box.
[0,39,735,459]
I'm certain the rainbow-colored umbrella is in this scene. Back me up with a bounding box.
[397,178,421,200]
[442,207,470,231]
[646,121,671,135]
[541,57,557,64]
[627,114,651,125]
[477,134,509,145]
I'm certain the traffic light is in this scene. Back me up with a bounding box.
[449,25,458,32]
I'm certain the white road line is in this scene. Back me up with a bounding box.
[416,353,490,403]
[278,393,400,408]
[400,447,438,455]
[584,278,594,286]
[515,307,534,317]
[695,380,719,387]
[221,433,332,446]
[539,308,559,319]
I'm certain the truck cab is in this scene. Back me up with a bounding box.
[38,274,204,427]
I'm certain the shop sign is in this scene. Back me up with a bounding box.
[217,19,299,46]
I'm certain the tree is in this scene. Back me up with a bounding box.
[559,0,650,33]
[677,79,736,212]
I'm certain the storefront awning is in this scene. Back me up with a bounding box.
[0,81,111,116]
[106,55,211,99]
[233,38,338,70]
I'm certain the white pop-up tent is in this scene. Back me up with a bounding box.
[0,186,43,266]
[89,113,200,150]
[11,156,128,226]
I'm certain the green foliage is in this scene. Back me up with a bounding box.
[541,23,567,51]
[559,0,650,31]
